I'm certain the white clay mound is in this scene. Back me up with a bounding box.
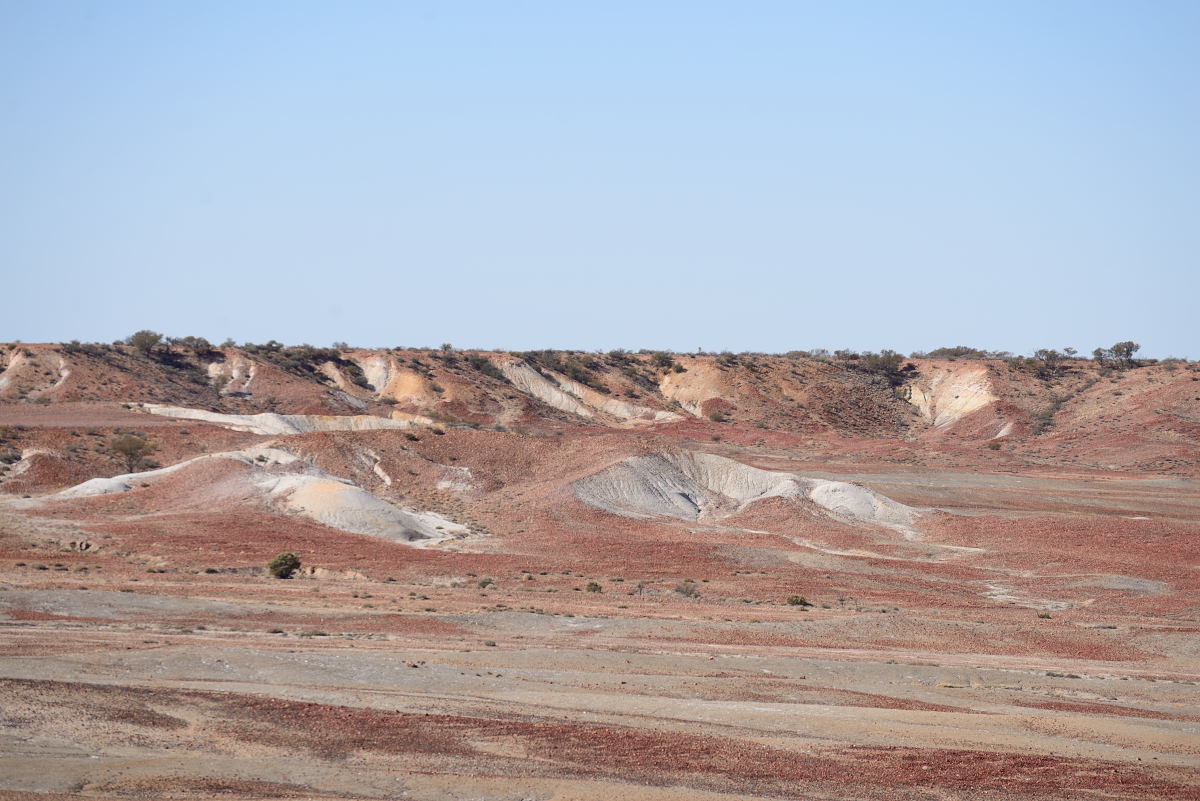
[43,446,466,545]
[572,452,919,538]
[142,405,425,435]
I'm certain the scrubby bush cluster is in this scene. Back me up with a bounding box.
[466,354,507,382]
[1092,341,1141,370]
[606,350,659,390]
[268,552,301,579]
[109,433,157,472]
[834,349,916,387]
[519,350,609,392]
[912,345,1012,360]
[241,342,371,388]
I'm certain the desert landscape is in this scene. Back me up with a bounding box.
[1,339,1197,800]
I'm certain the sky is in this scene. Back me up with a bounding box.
[1,1,1197,357]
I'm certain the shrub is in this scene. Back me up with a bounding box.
[786,595,811,606]
[1092,341,1141,370]
[923,346,990,359]
[1036,611,1052,619]
[109,434,157,472]
[478,577,494,588]
[268,552,301,579]
[586,581,602,593]
[986,441,1002,450]
[467,354,507,382]
[850,350,915,387]
[521,350,606,391]
[1030,395,1069,435]
[126,329,163,356]
[675,580,700,597]
[708,410,728,423]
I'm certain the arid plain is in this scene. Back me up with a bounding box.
[1,341,1197,800]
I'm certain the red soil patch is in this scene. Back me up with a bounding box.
[4,609,109,623]
[1012,698,1200,723]
[218,694,1200,797]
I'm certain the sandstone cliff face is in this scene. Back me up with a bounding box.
[2,342,1198,481]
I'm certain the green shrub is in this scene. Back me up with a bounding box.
[126,329,163,356]
[921,345,1004,359]
[109,434,157,472]
[586,581,602,593]
[467,354,507,382]
[850,350,915,387]
[268,552,301,579]
[786,595,811,606]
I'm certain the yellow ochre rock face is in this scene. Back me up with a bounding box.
[905,363,997,428]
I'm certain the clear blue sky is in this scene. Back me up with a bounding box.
[2,1,1196,356]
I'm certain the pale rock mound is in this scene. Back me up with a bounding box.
[0,350,29,394]
[206,353,257,395]
[496,359,678,424]
[318,362,368,396]
[573,452,919,538]
[498,361,594,418]
[263,473,464,544]
[43,446,466,545]
[657,362,723,417]
[905,364,997,428]
[142,405,427,435]
[352,355,438,404]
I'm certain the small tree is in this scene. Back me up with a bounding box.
[110,434,156,472]
[172,335,213,355]
[856,350,913,386]
[650,351,675,369]
[1110,341,1140,367]
[1033,348,1063,371]
[1093,341,1141,370]
[126,330,163,357]
[268,552,301,579]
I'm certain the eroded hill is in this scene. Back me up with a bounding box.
[1,341,1198,800]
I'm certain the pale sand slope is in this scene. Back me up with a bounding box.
[142,404,431,435]
[905,363,998,428]
[572,451,919,538]
[498,358,680,424]
[21,445,467,545]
